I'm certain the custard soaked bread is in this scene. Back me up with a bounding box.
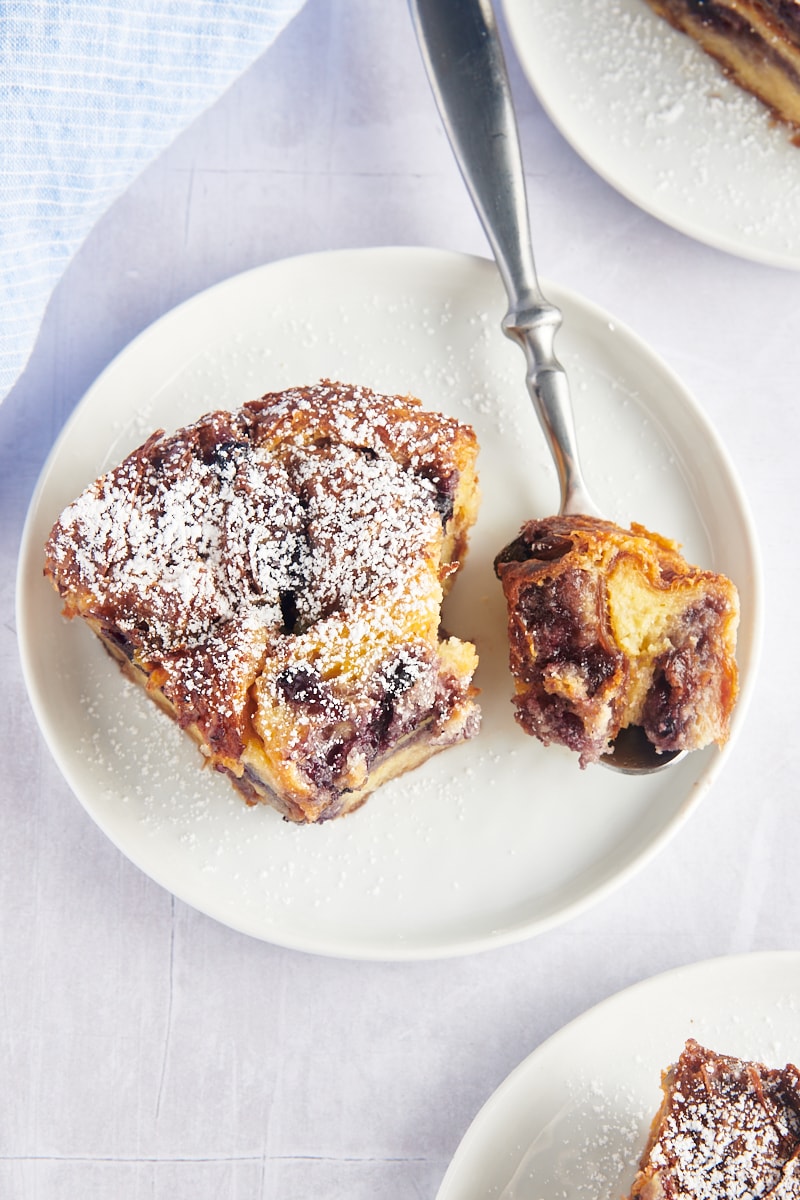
[643,0,800,139]
[494,515,738,766]
[44,381,481,823]
[629,1039,800,1199]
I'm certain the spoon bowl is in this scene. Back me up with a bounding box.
[410,0,686,774]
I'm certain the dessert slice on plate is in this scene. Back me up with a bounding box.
[44,380,481,823]
[629,1039,800,1199]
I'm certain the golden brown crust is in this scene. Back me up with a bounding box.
[494,515,739,766]
[44,380,481,822]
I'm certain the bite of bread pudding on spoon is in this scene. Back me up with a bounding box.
[494,514,739,767]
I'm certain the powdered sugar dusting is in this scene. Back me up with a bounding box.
[633,1040,800,1199]
[47,386,453,657]
[54,435,299,647]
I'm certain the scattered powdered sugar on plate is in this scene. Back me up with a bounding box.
[504,0,800,265]
[480,990,800,1200]
[25,248,759,957]
[497,1074,646,1199]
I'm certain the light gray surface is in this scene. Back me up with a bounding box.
[3,1,799,1196]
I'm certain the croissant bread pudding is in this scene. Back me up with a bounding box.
[628,1039,800,1199]
[44,380,481,823]
[642,0,800,140]
[494,515,739,766]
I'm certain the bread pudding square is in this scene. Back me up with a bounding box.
[629,1039,800,1199]
[44,380,481,823]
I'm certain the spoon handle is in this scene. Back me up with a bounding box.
[409,0,598,517]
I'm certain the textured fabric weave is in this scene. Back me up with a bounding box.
[0,0,305,402]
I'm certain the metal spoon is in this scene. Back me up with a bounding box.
[409,0,685,773]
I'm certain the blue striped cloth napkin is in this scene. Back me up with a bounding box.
[0,0,306,404]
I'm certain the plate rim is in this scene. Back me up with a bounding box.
[502,0,800,270]
[16,245,764,961]
[435,948,800,1198]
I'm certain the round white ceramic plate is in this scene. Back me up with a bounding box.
[436,950,800,1199]
[17,247,760,960]
[503,0,800,268]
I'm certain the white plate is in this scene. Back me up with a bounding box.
[17,247,760,960]
[436,951,800,1199]
[503,0,800,268]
